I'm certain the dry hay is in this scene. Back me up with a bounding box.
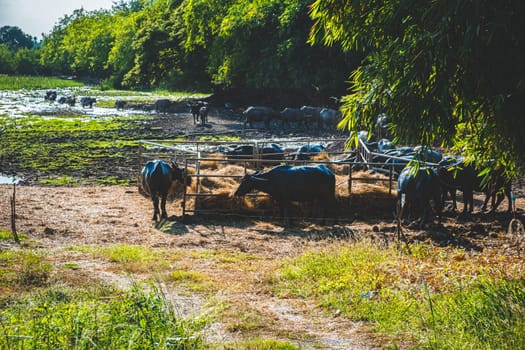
[198,153,226,170]
[310,152,349,175]
[139,163,396,218]
[193,164,273,214]
[190,166,395,219]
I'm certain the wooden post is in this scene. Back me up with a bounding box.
[348,165,353,195]
[195,153,201,214]
[182,158,188,220]
[10,183,20,244]
[389,164,393,195]
[137,141,143,187]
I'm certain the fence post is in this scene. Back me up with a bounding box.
[137,141,143,187]
[195,153,201,214]
[348,165,353,195]
[10,183,20,244]
[182,158,188,220]
[389,164,393,195]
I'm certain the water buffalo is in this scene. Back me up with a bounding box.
[218,144,284,163]
[44,90,57,102]
[234,164,336,222]
[80,96,96,108]
[279,108,306,129]
[483,166,513,213]
[189,101,206,124]
[58,95,76,106]
[413,146,442,164]
[397,166,442,228]
[243,106,277,129]
[438,157,512,213]
[155,99,172,113]
[199,105,208,125]
[376,113,392,139]
[300,106,322,128]
[377,139,394,153]
[115,99,127,110]
[294,144,325,160]
[141,160,191,221]
[319,108,340,129]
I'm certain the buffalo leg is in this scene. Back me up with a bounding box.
[463,189,474,213]
[160,193,168,219]
[152,195,160,221]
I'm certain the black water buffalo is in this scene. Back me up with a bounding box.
[189,101,206,124]
[243,106,277,129]
[294,144,325,160]
[234,164,336,221]
[413,146,442,164]
[397,166,442,228]
[141,160,191,221]
[300,106,322,128]
[319,108,339,129]
[44,90,57,102]
[377,139,394,153]
[218,144,284,163]
[155,99,172,113]
[483,166,513,213]
[376,113,392,139]
[438,157,512,213]
[115,99,127,110]
[279,108,306,129]
[199,105,208,125]
[58,95,76,106]
[80,96,96,108]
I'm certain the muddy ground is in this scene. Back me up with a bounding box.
[1,96,525,349]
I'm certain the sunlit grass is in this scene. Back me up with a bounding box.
[0,282,207,349]
[0,75,84,90]
[167,270,215,293]
[0,229,26,242]
[272,240,525,347]
[65,244,177,274]
[0,249,52,289]
[210,337,299,350]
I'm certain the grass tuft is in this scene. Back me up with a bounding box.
[272,240,525,347]
[0,282,206,349]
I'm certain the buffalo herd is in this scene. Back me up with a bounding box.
[242,105,340,130]
[41,90,514,226]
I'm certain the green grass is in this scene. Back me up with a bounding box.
[211,337,300,349]
[272,241,525,348]
[0,75,84,90]
[0,282,206,349]
[0,250,52,289]
[422,279,525,349]
[168,270,215,292]
[0,229,26,242]
[66,244,175,273]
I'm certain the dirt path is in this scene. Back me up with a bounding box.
[1,184,384,349]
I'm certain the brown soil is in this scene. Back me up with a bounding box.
[1,108,524,349]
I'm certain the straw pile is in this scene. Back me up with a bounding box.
[139,161,397,218]
[192,166,396,218]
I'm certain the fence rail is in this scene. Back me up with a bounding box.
[138,139,402,221]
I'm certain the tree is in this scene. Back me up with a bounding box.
[0,44,15,74]
[0,26,35,51]
[309,0,525,175]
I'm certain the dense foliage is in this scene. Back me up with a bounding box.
[4,0,356,105]
[309,0,525,175]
